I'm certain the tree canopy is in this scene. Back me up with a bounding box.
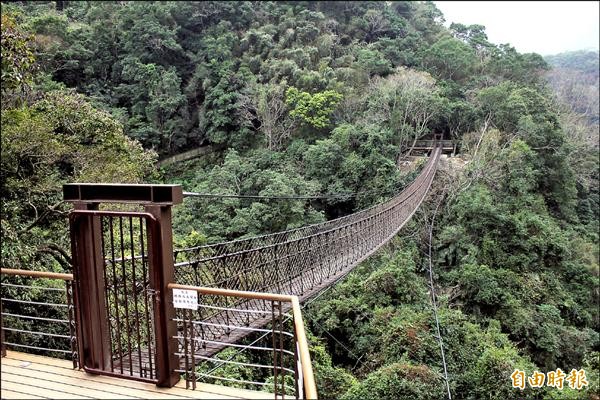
[1,2,598,399]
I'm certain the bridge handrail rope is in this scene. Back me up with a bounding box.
[176,159,431,259]
[174,179,426,268]
[175,156,436,261]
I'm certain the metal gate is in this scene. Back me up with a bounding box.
[65,183,183,387]
[69,210,158,382]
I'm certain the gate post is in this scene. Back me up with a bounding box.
[64,183,183,387]
[145,202,181,387]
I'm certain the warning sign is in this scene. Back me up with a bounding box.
[172,288,198,310]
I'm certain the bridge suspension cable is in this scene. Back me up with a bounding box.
[427,191,452,400]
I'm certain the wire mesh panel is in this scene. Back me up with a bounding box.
[174,145,441,294]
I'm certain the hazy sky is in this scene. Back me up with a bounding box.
[434,1,600,56]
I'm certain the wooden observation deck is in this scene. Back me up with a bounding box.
[1,351,268,399]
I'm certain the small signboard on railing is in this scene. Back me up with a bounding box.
[172,288,198,310]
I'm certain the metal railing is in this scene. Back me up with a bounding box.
[168,283,317,400]
[0,268,78,367]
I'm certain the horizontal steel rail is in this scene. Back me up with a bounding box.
[1,283,66,291]
[169,283,297,302]
[0,269,78,367]
[167,283,317,399]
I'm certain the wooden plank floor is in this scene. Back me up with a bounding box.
[1,351,271,400]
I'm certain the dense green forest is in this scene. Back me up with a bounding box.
[1,1,598,399]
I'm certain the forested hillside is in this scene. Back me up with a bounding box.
[1,1,598,399]
[545,50,599,142]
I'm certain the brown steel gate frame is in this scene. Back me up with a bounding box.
[64,184,182,387]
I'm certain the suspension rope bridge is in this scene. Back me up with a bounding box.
[171,141,442,357]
